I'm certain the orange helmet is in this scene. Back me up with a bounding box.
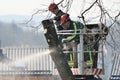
[48,3,58,11]
[60,14,70,25]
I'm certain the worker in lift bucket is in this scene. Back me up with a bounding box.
[48,2,65,22]
[48,3,70,47]
[60,14,84,47]
[48,3,65,29]
[60,14,84,68]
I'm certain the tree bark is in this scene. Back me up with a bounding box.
[42,19,75,80]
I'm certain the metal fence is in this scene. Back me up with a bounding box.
[0,47,55,76]
[110,52,120,80]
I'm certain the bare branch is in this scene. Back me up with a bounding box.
[26,9,48,24]
[57,0,64,5]
[81,0,98,17]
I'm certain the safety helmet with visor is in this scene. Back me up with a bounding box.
[48,3,58,11]
[60,14,70,25]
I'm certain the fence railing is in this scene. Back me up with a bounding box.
[110,52,120,80]
[0,47,55,76]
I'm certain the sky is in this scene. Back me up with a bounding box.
[0,0,119,24]
[0,0,119,16]
[0,0,51,15]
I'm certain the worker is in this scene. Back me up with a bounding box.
[48,3,63,16]
[60,14,84,67]
[60,14,84,44]
[48,3,69,47]
[48,3,65,30]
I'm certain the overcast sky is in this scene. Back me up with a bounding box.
[0,0,119,23]
[0,0,50,15]
[0,0,119,15]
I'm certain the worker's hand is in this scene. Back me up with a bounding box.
[62,38,68,43]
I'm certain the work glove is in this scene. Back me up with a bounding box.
[62,38,68,43]
[62,39,70,50]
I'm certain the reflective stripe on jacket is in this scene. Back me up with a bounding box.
[67,22,77,41]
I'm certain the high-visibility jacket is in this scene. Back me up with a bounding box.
[63,21,84,42]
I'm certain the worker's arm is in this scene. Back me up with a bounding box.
[66,22,77,41]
